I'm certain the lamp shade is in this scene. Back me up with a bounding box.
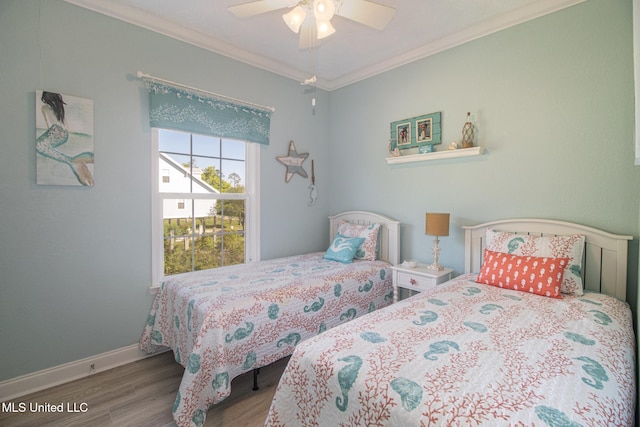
[425,213,450,236]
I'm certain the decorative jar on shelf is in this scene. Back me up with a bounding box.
[461,112,474,148]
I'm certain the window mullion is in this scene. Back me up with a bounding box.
[190,197,196,272]
[190,133,194,194]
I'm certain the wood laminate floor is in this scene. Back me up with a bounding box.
[0,351,288,427]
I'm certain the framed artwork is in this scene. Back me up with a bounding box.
[390,111,442,151]
[416,118,432,142]
[36,90,94,186]
[395,122,411,146]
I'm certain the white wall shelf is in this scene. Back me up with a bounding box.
[386,146,484,164]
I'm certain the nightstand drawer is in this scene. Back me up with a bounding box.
[395,271,438,292]
[391,265,453,302]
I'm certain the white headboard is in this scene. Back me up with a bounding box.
[329,211,400,266]
[463,219,633,300]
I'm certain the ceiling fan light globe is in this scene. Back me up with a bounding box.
[316,19,335,39]
[313,0,335,21]
[283,6,306,33]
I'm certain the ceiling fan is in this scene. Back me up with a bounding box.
[228,0,396,49]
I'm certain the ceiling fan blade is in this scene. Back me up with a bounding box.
[336,0,396,30]
[228,0,290,18]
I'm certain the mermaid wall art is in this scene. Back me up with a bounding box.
[36,90,94,186]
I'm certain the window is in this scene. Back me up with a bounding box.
[151,129,260,286]
[140,75,271,288]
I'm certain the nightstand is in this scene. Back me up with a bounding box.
[391,264,453,302]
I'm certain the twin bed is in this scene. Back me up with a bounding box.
[139,211,400,427]
[141,213,636,427]
[265,219,636,426]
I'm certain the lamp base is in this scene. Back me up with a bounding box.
[428,235,444,271]
[426,262,445,271]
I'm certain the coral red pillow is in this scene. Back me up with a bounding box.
[485,230,585,296]
[476,249,569,298]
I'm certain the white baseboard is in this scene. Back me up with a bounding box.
[0,344,168,401]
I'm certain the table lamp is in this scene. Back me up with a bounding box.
[425,212,450,271]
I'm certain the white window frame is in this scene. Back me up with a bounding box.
[150,128,260,289]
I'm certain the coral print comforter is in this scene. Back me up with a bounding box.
[265,274,636,427]
[139,252,393,427]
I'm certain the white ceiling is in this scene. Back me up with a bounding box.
[64,0,585,90]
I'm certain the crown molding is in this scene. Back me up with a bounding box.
[326,0,587,90]
[64,0,585,91]
[63,0,314,85]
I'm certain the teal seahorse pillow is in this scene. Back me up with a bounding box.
[323,234,366,264]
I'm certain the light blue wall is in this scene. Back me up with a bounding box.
[0,0,331,381]
[329,0,640,289]
[1,0,638,383]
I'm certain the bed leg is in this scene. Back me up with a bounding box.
[253,368,260,391]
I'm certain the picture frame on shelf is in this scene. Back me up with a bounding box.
[395,122,411,146]
[416,118,432,143]
[390,111,441,153]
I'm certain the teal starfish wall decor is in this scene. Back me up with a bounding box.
[276,140,309,183]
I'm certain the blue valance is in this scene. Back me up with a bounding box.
[142,78,273,145]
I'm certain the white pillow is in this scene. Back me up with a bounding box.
[337,221,381,261]
[485,230,585,296]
